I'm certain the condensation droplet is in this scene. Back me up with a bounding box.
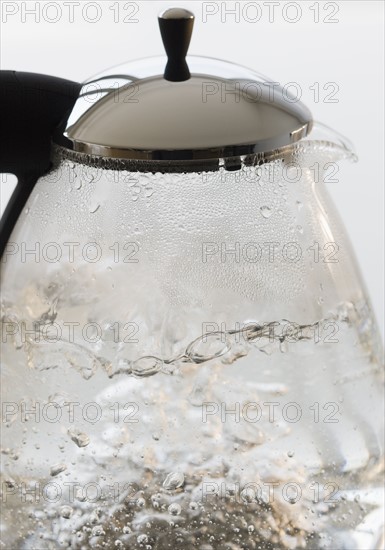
[89,203,100,214]
[260,206,272,219]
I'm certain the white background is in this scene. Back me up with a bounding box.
[0,0,384,336]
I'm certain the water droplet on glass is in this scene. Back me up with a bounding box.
[25,207,30,215]
[131,356,163,378]
[168,503,181,516]
[287,450,295,458]
[50,463,67,477]
[137,534,149,544]
[123,526,132,534]
[163,472,185,491]
[68,428,90,448]
[260,206,272,219]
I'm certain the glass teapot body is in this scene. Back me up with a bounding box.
[1,138,383,549]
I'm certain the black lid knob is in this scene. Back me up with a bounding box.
[158,8,194,82]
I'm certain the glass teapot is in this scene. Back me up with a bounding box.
[0,8,383,550]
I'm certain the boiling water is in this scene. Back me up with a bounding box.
[1,292,384,549]
[0,147,384,548]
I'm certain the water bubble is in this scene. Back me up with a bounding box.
[260,206,272,219]
[76,488,86,502]
[163,472,185,491]
[188,384,206,407]
[122,526,132,534]
[189,501,198,511]
[137,497,146,508]
[50,463,67,477]
[186,333,230,364]
[168,503,181,516]
[137,534,149,544]
[92,525,105,537]
[4,478,16,489]
[132,356,163,378]
[152,433,160,441]
[287,450,295,458]
[60,505,73,519]
[68,428,90,448]
[248,525,255,533]
[240,488,255,503]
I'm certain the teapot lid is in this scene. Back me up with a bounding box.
[56,8,312,171]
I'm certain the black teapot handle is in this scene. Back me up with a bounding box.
[0,71,81,258]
